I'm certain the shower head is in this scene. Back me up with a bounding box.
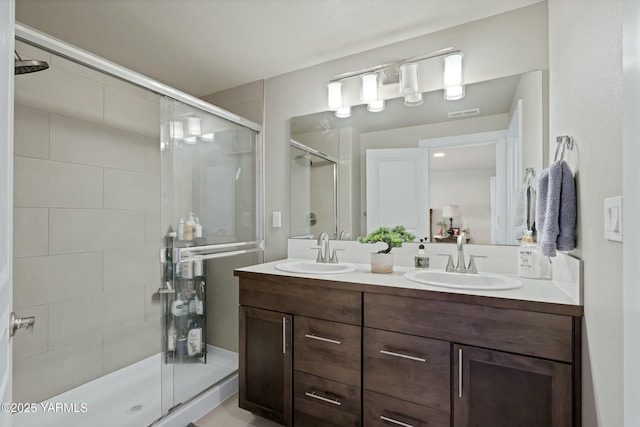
[14,51,49,75]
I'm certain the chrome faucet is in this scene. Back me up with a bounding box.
[314,232,342,263]
[437,232,486,274]
[455,232,468,273]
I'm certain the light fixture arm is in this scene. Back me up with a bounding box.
[328,47,460,83]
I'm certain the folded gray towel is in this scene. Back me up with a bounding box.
[536,160,576,256]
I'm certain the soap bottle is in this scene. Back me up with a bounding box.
[187,321,202,356]
[177,218,185,240]
[194,217,203,238]
[518,230,541,278]
[167,319,177,352]
[172,294,187,316]
[414,239,429,268]
[184,213,195,241]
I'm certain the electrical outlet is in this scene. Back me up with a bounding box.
[272,211,282,228]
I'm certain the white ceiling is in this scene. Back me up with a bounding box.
[16,0,542,97]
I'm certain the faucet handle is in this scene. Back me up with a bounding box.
[311,246,324,262]
[437,254,456,272]
[467,255,486,274]
[329,248,344,264]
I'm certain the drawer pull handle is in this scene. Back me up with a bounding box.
[304,333,342,345]
[304,391,342,406]
[380,349,426,363]
[380,415,416,427]
[458,347,463,398]
[282,317,287,354]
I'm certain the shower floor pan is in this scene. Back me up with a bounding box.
[14,345,237,427]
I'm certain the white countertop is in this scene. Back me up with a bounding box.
[236,259,581,307]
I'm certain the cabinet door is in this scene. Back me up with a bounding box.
[454,344,572,427]
[239,306,292,426]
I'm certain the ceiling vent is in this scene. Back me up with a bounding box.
[448,108,480,119]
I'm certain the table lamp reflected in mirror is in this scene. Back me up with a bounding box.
[442,204,461,237]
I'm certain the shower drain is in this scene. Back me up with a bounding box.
[127,404,144,414]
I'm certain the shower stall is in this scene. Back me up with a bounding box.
[11,24,262,427]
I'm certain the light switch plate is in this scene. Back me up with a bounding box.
[272,211,282,228]
[604,196,623,242]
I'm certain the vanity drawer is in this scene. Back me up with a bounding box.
[239,277,361,325]
[293,371,361,427]
[364,327,450,412]
[364,292,573,362]
[294,316,361,387]
[364,390,450,427]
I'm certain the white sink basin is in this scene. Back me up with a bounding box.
[275,260,358,275]
[404,270,522,291]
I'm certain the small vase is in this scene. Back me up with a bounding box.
[371,252,394,274]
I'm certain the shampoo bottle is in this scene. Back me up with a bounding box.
[187,321,202,356]
[194,217,203,238]
[518,230,541,278]
[414,239,429,268]
[177,218,185,240]
[184,213,195,241]
[172,294,187,316]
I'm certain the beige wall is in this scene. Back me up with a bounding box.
[12,41,162,402]
[548,0,623,426]
[201,80,264,125]
[263,2,548,261]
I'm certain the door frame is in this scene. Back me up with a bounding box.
[0,1,15,425]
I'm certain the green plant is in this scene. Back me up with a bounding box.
[436,221,448,229]
[358,226,416,254]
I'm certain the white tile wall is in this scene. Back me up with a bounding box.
[13,44,166,403]
[14,156,104,209]
[48,285,145,349]
[13,207,48,258]
[104,86,160,138]
[14,104,50,159]
[50,114,146,171]
[49,209,145,254]
[103,247,161,291]
[14,66,104,126]
[13,337,103,403]
[103,168,160,210]
[13,252,103,309]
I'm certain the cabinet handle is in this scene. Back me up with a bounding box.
[304,333,341,345]
[282,317,287,354]
[380,415,416,427]
[458,347,463,398]
[380,349,426,363]
[304,391,342,406]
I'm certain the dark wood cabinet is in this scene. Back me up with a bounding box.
[236,270,582,427]
[453,344,572,427]
[239,306,292,426]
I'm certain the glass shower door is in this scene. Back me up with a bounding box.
[160,97,262,413]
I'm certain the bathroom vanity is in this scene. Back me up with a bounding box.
[235,262,582,427]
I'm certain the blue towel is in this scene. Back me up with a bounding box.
[535,160,576,256]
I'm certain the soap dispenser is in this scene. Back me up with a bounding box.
[414,239,429,268]
[518,230,541,278]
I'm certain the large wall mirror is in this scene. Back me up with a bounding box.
[290,69,548,246]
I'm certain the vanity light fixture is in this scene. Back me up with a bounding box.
[335,106,351,118]
[327,47,463,118]
[185,116,202,137]
[443,53,465,101]
[399,62,423,106]
[367,99,385,112]
[327,81,343,111]
[169,121,184,140]
[433,152,446,158]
